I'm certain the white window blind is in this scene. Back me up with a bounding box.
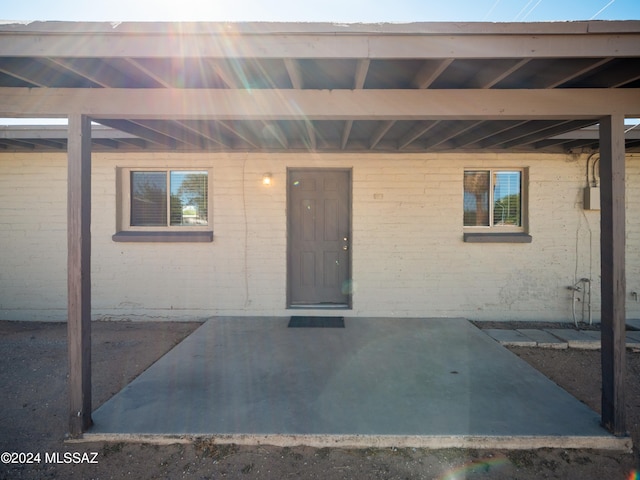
[464,170,522,228]
[131,171,167,226]
[130,170,208,227]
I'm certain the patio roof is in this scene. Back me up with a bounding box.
[0,20,636,439]
[0,21,639,153]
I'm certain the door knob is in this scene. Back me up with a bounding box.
[342,245,349,251]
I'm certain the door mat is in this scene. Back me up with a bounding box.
[288,316,345,328]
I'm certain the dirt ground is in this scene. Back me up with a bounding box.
[1,320,639,480]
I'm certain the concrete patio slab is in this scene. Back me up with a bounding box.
[625,331,640,348]
[544,329,600,350]
[582,330,602,341]
[86,317,629,450]
[515,329,568,349]
[483,329,537,347]
[627,319,640,331]
[554,329,640,349]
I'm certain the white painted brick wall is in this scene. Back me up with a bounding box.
[1,151,638,322]
[0,154,68,320]
[628,155,640,318]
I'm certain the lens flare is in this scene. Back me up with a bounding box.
[439,456,509,480]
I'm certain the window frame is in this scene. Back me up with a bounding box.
[463,167,529,236]
[114,166,213,242]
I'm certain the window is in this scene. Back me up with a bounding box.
[463,169,530,242]
[130,170,208,227]
[114,168,213,242]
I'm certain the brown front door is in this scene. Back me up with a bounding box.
[288,169,351,307]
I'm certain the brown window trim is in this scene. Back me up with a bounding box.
[112,231,213,243]
[463,232,532,243]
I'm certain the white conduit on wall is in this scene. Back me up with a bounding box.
[569,278,592,328]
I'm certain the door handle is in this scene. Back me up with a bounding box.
[342,245,349,251]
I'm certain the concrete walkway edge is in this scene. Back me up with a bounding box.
[79,432,632,451]
[483,327,640,349]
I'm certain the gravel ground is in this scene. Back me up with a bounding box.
[1,320,639,480]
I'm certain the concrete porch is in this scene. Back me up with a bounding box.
[86,317,630,450]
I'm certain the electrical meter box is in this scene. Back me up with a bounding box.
[583,186,600,210]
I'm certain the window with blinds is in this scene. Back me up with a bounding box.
[463,169,523,229]
[130,170,208,227]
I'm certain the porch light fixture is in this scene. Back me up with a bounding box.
[262,173,272,186]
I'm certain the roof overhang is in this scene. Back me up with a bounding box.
[0,21,639,153]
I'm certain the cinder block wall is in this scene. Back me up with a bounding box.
[0,154,67,320]
[1,151,638,322]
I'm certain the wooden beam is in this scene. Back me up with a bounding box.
[0,124,140,140]
[67,114,92,437]
[478,120,573,148]
[340,60,371,149]
[422,120,483,149]
[599,114,627,437]
[284,58,317,150]
[0,138,36,149]
[304,120,317,150]
[450,120,528,148]
[543,58,613,89]
[27,138,66,149]
[499,119,598,148]
[369,120,395,149]
[411,59,453,89]
[2,23,639,59]
[551,126,640,141]
[178,120,231,149]
[341,120,353,150]
[48,57,132,88]
[123,58,172,88]
[209,60,239,88]
[262,121,288,149]
[216,120,261,148]
[579,61,640,88]
[0,58,49,87]
[115,137,148,149]
[283,59,316,149]
[353,59,370,89]
[97,119,177,148]
[474,59,531,89]
[398,120,439,149]
[1,88,638,120]
[133,119,204,148]
[209,59,293,147]
[284,59,302,89]
[92,138,119,149]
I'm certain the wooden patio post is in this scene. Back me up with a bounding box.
[599,114,627,436]
[67,114,92,436]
